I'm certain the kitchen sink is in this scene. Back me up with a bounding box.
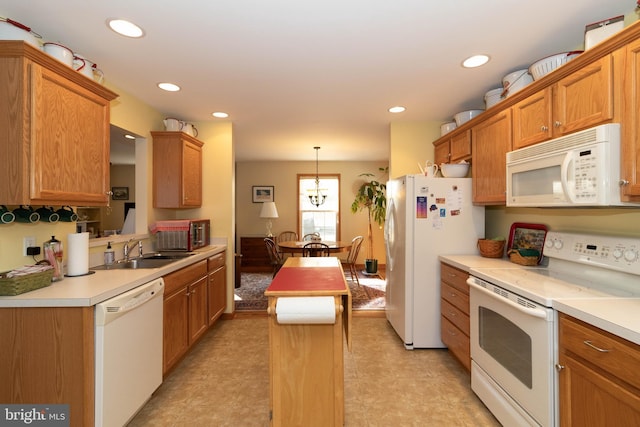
[141,252,195,260]
[92,252,195,270]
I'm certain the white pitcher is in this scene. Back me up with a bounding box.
[424,161,439,177]
[182,123,198,137]
[163,118,183,131]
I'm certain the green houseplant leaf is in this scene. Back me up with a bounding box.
[351,167,387,261]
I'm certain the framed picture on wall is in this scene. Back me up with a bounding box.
[252,186,274,203]
[112,186,129,200]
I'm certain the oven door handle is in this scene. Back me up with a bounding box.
[467,279,548,319]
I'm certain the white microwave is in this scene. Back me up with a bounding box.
[506,123,639,207]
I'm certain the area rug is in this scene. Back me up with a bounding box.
[235,271,386,311]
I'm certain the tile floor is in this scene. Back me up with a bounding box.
[129,315,500,426]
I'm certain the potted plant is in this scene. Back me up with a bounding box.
[351,167,387,274]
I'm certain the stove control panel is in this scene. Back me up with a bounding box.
[544,231,640,275]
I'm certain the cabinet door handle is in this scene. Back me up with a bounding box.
[583,340,611,353]
[554,120,562,128]
[619,179,630,186]
[541,125,548,132]
[555,363,565,371]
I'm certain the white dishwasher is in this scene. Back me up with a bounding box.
[95,277,164,427]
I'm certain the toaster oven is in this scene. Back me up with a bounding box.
[151,219,210,251]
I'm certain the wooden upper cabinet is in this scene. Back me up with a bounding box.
[434,130,472,165]
[472,110,512,205]
[622,40,640,200]
[152,131,204,208]
[0,42,117,206]
[512,87,553,149]
[512,54,616,150]
[554,54,615,134]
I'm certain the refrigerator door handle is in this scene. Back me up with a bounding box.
[385,198,396,271]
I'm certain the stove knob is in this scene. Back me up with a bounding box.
[553,239,563,250]
[624,249,638,263]
[545,240,554,249]
[612,248,624,260]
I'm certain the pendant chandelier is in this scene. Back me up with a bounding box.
[308,146,327,208]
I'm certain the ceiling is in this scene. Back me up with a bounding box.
[0,1,634,161]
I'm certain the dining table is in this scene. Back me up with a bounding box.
[277,240,352,255]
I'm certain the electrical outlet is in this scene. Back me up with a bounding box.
[24,236,36,256]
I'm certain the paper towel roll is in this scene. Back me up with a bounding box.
[67,232,89,276]
[275,296,336,324]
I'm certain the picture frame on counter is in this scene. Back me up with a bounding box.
[112,186,129,200]
[252,186,274,203]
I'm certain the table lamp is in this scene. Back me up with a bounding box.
[260,201,279,237]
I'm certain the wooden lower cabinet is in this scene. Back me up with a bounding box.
[162,259,209,375]
[439,262,470,371]
[208,252,227,325]
[0,307,95,427]
[163,254,227,375]
[558,313,640,426]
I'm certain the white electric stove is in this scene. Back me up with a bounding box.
[467,231,640,427]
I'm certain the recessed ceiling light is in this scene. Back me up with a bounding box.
[124,134,136,140]
[157,82,181,92]
[212,112,229,118]
[107,19,145,38]
[389,106,406,113]
[463,54,490,68]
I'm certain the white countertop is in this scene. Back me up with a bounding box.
[440,254,640,346]
[438,254,517,272]
[0,245,226,308]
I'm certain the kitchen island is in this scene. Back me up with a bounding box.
[0,245,226,427]
[265,257,351,427]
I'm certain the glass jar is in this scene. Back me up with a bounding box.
[43,235,64,281]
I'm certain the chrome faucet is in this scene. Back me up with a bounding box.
[123,239,144,260]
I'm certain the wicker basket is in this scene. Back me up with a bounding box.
[507,249,539,266]
[477,239,505,258]
[0,269,54,296]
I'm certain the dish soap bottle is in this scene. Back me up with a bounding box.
[43,236,64,281]
[104,241,115,266]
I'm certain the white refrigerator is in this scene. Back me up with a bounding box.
[384,175,484,349]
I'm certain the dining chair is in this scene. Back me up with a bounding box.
[302,232,321,241]
[277,231,299,256]
[302,242,330,257]
[341,236,364,286]
[264,238,284,277]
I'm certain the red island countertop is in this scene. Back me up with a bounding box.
[265,257,349,296]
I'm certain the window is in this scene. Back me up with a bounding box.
[298,174,340,241]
